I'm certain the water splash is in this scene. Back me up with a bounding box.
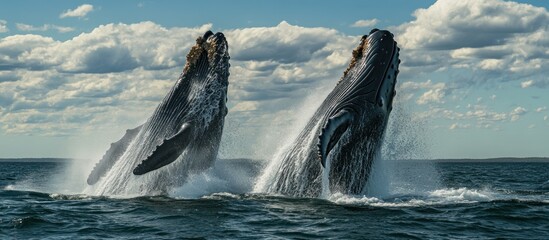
[169,159,263,199]
[253,88,329,193]
[359,101,438,198]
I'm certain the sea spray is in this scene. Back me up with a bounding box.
[253,87,331,193]
[170,158,263,199]
[346,100,440,200]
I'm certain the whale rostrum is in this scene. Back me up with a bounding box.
[86,31,230,195]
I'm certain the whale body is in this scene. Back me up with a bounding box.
[86,31,230,196]
[264,29,400,197]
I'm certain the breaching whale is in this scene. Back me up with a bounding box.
[86,31,230,195]
[263,29,400,197]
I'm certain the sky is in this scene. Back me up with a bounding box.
[0,0,548,159]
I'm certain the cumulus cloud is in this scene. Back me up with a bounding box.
[0,34,57,71]
[521,80,534,88]
[231,101,259,112]
[0,20,8,33]
[415,104,533,130]
[396,0,549,50]
[60,4,94,19]
[16,23,74,33]
[520,79,548,88]
[449,123,471,130]
[417,88,445,105]
[0,22,214,73]
[229,21,341,63]
[536,107,547,112]
[226,21,355,103]
[0,21,357,139]
[351,19,379,28]
[510,106,527,121]
[395,0,549,88]
[399,80,451,105]
[390,0,549,135]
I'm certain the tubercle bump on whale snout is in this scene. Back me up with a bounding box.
[202,30,214,40]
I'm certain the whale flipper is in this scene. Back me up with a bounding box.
[87,125,143,185]
[133,123,194,175]
[318,109,353,168]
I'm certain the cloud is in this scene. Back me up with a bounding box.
[520,79,548,89]
[16,23,74,33]
[449,123,471,130]
[390,0,549,135]
[0,20,8,33]
[536,107,547,112]
[225,21,355,104]
[0,34,57,71]
[415,104,533,130]
[0,22,214,73]
[510,107,527,121]
[511,106,527,115]
[60,4,94,19]
[231,101,259,112]
[351,19,379,28]
[229,21,340,63]
[417,88,446,105]
[521,80,534,88]
[0,21,356,139]
[395,0,549,89]
[396,0,549,50]
[399,80,451,105]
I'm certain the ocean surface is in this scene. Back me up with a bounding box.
[1,159,548,239]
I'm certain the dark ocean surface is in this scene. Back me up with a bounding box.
[1,159,548,239]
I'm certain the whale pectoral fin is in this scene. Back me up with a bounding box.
[133,123,194,175]
[318,110,353,168]
[87,124,143,185]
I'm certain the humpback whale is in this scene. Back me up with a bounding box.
[86,31,230,195]
[264,29,400,197]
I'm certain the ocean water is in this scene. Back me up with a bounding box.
[1,159,548,239]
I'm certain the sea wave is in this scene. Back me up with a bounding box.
[328,187,495,207]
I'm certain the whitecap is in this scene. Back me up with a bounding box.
[428,187,493,203]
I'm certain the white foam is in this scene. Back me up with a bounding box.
[329,193,382,205]
[329,187,496,207]
[201,192,241,200]
[49,193,93,200]
[429,187,492,202]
